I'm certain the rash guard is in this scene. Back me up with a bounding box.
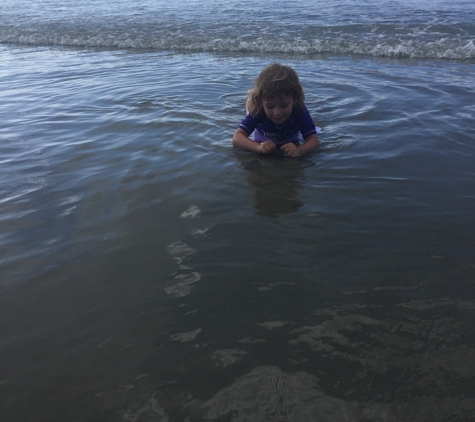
[239,106,318,146]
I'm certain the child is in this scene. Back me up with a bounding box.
[232,63,320,157]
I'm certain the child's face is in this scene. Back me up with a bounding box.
[262,94,294,124]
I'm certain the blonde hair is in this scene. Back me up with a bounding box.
[246,63,305,116]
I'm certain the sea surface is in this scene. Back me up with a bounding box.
[1,0,475,421]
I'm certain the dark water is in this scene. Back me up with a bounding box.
[1,0,475,420]
[1,45,474,421]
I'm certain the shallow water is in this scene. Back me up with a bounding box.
[1,0,475,420]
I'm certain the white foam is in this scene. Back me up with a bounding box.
[3,26,474,59]
[166,241,196,264]
[181,205,201,218]
[164,272,201,297]
[169,327,202,342]
[210,349,249,367]
[256,321,289,329]
[190,226,212,236]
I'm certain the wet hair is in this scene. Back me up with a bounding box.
[246,63,305,116]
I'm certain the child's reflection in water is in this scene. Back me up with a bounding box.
[236,152,307,218]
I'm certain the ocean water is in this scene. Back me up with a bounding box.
[1,0,475,421]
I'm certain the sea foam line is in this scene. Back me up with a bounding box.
[1,28,474,59]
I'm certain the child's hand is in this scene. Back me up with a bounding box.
[257,140,276,155]
[281,143,301,157]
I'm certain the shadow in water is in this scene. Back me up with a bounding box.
[235,150,314,218]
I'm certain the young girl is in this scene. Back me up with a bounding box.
[232,63,320,157]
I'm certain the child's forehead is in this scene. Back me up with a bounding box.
[263,94,293,103]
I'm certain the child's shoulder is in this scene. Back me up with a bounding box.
[294,103,309,112]
[291,104,310,117]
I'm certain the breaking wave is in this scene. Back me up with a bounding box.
[1,23,474,60]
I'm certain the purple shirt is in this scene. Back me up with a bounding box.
[238,106,317,146]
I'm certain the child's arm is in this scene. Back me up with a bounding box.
[232,128,276,155]
[281,134,319,157]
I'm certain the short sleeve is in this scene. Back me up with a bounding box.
[238,113,258,135]
[298,107,317,140]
